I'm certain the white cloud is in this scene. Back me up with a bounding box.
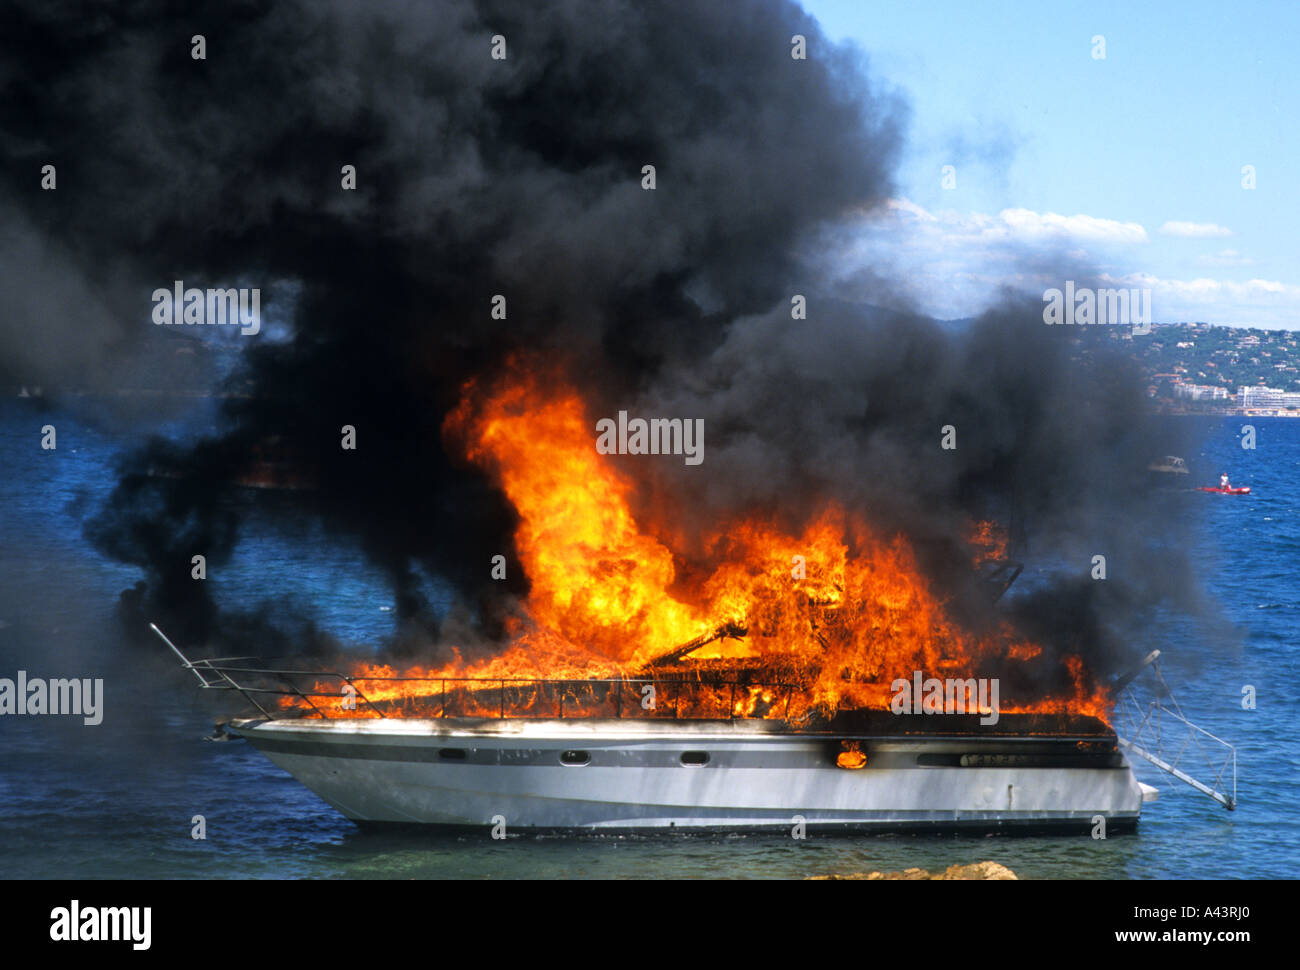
[832,199,1299,327]
[1158,221,1232,238]
[863,200,1148,245]
[1101,272,1295,300]
[1094,273,1299,326]
[998,208,1148,244]
[885,198,937,222]
[1198,248,1253,267]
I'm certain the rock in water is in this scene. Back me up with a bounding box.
[810,861,1017,880]
[933,861,1017,880]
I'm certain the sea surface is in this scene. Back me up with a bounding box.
[1,398,1296,879]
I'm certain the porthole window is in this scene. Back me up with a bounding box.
[680,751,709,766]
[560,750,590,765]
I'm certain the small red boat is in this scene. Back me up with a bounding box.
[1198,485,1251,494]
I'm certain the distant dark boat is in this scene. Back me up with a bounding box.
[1147,456,1188,475]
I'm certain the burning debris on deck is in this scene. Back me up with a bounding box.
[209,606,1119,737]
[644,621,751,667]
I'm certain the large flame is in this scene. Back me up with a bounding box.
[286,361,1110,723]
[452,371,704,667]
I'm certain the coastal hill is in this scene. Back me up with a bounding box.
[1126,322,1300,397]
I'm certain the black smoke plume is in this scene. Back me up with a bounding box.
[2,0,1198,682]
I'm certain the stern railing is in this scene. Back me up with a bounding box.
[1113,652,1237,810]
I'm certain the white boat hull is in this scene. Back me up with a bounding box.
[228,716,1145,833]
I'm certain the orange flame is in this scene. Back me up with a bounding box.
[285,361,1110,724]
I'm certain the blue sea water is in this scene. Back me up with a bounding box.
[0,399,1296,879]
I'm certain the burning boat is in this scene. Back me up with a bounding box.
[158,368,1236,832]
[159,625,1156,832]
[159,623,1238,832]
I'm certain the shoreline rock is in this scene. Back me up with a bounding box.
[811,861,1017,880]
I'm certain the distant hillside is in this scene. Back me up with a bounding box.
[1128,323,1300,394]
[936,316,1300,395]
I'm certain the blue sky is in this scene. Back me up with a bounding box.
[805,0,1299,327]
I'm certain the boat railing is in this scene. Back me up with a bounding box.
[152,624,798,722]
[1113,657,1237,810]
